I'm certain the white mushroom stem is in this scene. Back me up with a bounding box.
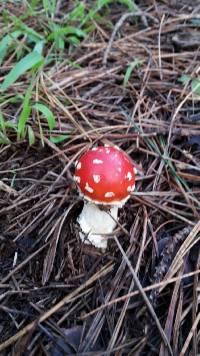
[78,201,118,249]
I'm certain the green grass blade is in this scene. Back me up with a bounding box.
[123,59,142,86]
[67,3,85,21]
[0,110,11,143]
[0,51,44,91]
[33,103,56,131]
[0,131,11,144]
[97,0,112,7]
[50,134,69,144]
[179,75,200,95]
[43,0,56,16]
[0,31,22,65]
[47,26,86,41]
[178,74,191,85]
[11,17,44,43]
[34,40,45,54]
[191,78,200,95]
[17,82,34,140]
[27,125,35,145]
[0,110,6,134]
[81,0,111,26]
[118,0,137,11]
[0,109,17,134]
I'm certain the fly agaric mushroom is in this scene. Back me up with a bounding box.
[74,145,136,249]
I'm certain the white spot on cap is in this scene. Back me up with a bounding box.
[105,192,115,198]
[93,159,103,164]
[118,167,122,172]
[92,147,98,151]
[85,182,94,193]
[74,176,81,183]
[76,162,81,170]
[126,172,132,181]
[105,149,110,154]
[93,174,101,183]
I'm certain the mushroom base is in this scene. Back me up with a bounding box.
[78,201,118,249]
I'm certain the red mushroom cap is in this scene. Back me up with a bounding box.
[74,146,136,205]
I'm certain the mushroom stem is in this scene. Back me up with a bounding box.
[78,201,118,249]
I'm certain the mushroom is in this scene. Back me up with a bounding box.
[74,145,136,249]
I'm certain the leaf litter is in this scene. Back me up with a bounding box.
[0,1,200,355]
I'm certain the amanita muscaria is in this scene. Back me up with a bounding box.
[74,145,136,249]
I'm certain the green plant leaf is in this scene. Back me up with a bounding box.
[0,110,17,132]
[97,0,112,7]
[68,36,81,45]
[118,0,137,11]
[33,103,56,131]
[5,121,17,130]
[178,74,191,85]
[0,30,22,65]
[0,131,11,144]
[13,18,44,43]
[34,40,45,54]
[0,110,6,134]
[191,78,200,95]
[31,0,41,8]
[48,26,86,41]
[0,51,44,91]
[54,35,65,51]
[17,82,33,140]
[43,0,56,15]
[123,59,142,86]
[84,0,111,25]
[27,125,35,145]
[50,134,69,144]
[67,3,85,21]
[179,75,200,95]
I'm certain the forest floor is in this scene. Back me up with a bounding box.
[0,1,200,355]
